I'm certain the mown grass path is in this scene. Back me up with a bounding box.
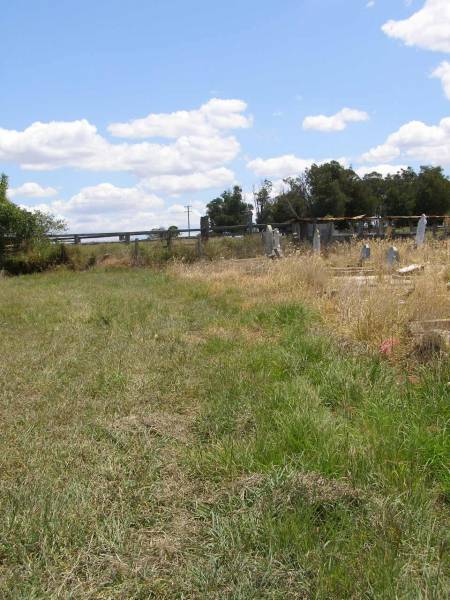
[0,268,448,599]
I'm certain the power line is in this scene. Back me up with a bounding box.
[185,205,192,238]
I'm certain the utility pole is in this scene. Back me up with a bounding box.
[185,205,192,237]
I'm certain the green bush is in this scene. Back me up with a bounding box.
[0,173,65,259]
[1,242,69,275]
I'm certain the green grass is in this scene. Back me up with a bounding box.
[1,235,268,274]
[0,268,448,598]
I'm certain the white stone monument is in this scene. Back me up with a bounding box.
[415,214,427,247]
[273,228,283,258]
[264,225,275,258]
[313,227,321,254]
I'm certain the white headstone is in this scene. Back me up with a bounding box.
[387,246,400,267]
[264,225,275,258]
[273,228,283,258]
[360,243,371,261]
[415,214,427,247]
[313,227,321,254]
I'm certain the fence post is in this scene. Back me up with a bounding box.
[196,236,204,258]
[132,239,139,264]
[200,216,209,242]
[444,217,449,238]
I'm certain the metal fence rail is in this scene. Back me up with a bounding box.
[45,215,449,246]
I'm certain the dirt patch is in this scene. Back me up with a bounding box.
[113,411,192,443]
[284,472,364,505]
[228,473,266,498]
[229,470,363,507]
[96,254,130,268]
[206,324,268,344]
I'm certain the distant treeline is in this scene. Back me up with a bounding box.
[207,161,450,227]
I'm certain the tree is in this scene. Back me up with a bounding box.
[254,180,273,224]
[204,163,450,231]
[0,173,65,249]
[167,225,180,237]
[362,172,387,216]
[305,161,375,218]
[383,168,417,216]
[207,185,253,228]
[415,166,450,215]
[0,174,8,203]
[266,176,309,222]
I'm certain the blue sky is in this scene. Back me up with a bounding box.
[1,0,450,231]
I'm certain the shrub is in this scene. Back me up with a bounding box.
[0,173,66,273]
[1,242,69,275]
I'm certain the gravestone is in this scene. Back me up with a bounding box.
[292,222,302,244]
[306,222,333,244]
[264,225,283,259]
[360,243,371,261]
[415,214,427,247]
[246,211,253,235]
[273,228,283,258]
[313,227,321,254]
[386,246,400,267]
[264,225,275,258]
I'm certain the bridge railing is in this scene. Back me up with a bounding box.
[45,215,449,246]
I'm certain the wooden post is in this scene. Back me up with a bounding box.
[196,236,204,258]
[74,235,80,245]
[132,239,139,264]
[444,216,450,238]
[200,216,209,241]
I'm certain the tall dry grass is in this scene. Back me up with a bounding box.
[172,238,450,352]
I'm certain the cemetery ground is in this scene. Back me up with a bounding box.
[0,240,449,599]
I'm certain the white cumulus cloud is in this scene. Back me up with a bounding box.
[302,108,369,132]
[139,167,235,195]
[247,155,350,178]
[382,0,450,54]
[355,163,408,177]
[29,186,207,233]
[108,98,252,139]
[431,61,450,99]
[247,155,316,178]
[0,100,251,232]
[51,183,164,215]
[0,119,240,177]
[9,182,58,198]
[362,116,450,165]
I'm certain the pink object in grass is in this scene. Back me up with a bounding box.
[379,338,400,355]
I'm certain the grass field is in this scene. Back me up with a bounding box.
[0,260,449,598]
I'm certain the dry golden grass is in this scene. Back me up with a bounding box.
[172,238,450,354]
